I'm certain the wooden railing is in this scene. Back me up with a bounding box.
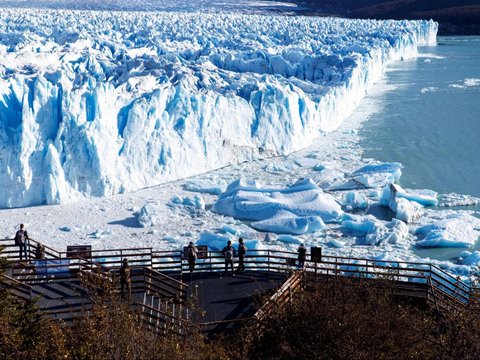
[130,267,188,300]
[0,273,34,300]
[0,238,61,260]
[253,269,306,329]
[2,237,479,316]
[134,294,190,333]
[60,247,154,268]
[152,249,301,274]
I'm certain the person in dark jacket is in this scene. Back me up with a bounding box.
[35,243,46,260]
[120,258,132,300]
[298,243,307,268]
[186,242,198,274]
[14,224,30,261]
[237,238,247,273]
[222,240,236,277]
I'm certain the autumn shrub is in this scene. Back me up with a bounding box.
[238,277,480,360]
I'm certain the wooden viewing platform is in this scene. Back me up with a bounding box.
[1,237,478,334]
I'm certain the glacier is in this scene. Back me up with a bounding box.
[0,0,302,13]
[0,9,438,208]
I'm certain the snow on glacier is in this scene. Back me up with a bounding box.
[0,0,301,13]
[0,9,437,208]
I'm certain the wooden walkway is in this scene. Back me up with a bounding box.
[183,271,287,332]
[1,237,479,334]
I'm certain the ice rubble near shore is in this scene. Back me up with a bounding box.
[211,161,480,254]
[0,9,437,208]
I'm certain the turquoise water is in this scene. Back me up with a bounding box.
[360,36,480,261]
[360,36,480,198]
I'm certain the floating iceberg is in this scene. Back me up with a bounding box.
[381,184,437,223]
[184,180,226,195]
[277,235,303,245]
[394,198,424,224]
[196,231,264,252]
[460,251,480,266]
[0,8,437,208]
[415,213,480,248]
[350,162,403,188]
[342,214,408,246]
[251,213,325,235]
[213,178,342,234]
[344,191,368,210]
[328,239,345,248]
[170,195,205,210]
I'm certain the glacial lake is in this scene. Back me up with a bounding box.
[360,36,480,199]
[359,36,480,261]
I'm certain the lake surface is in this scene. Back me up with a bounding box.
[359,36,480,261]
[360,36,480,198]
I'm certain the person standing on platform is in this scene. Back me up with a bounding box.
[186,242,198,274]
[14,224,30,261]
[120,258,132,300]
[237,238,247,273]
[298,243,307,268]
[222,240,236,277]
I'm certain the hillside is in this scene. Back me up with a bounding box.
[301,0,480,35]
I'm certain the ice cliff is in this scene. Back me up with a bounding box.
[0,9,438,208]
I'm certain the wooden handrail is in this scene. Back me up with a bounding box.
[197,317,251,327]
[2,238,478,313]
[254,269,305,324]
[0,238,61,259]
[0,273,33,300]
[430,265,471,290]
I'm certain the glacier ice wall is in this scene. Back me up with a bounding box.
[0,9,438,208]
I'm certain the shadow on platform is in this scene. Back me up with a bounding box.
[182,271,288,333]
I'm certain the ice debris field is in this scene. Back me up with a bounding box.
[1,8,480,281]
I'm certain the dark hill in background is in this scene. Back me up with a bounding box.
[299,0,480,35]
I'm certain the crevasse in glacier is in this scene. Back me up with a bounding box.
[0,9,438,208]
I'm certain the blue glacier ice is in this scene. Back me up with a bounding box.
[0,8,438,208]
[380,183,438,223]
[196,230,265,251]
[344,191,368,210]
[213,178,343,234]
[342,214,409,246]
[415,214,480,248]
[251,214,326,235]
[0,0,302,13]
[350,162,403,188]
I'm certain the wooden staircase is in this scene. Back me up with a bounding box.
[0,238,189,331]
